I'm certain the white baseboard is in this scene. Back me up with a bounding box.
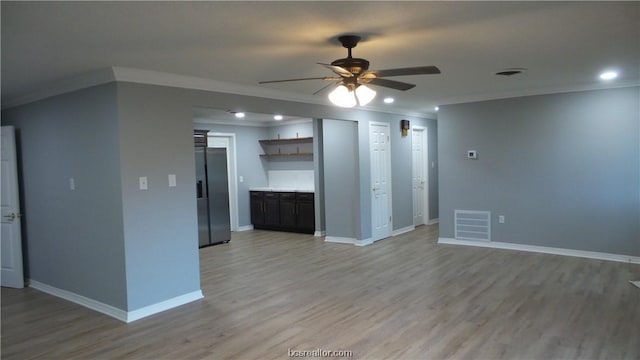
[127,290,204,322]
[324,236,356,245]
[324,236,373,246]
[29,280,128,322]
[236,225,254,232]
[29,280,204,323]
[438,237,640,264]
[314,230,326,237]
[427,218,439,225]
[392,225,415,237]
[354,238,373,246]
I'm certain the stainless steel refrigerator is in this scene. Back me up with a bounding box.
[195,147,231,247]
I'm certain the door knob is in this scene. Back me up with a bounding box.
[4,213,16,221]
[372,186,379,191]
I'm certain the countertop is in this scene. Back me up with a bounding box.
[250,187,314,193]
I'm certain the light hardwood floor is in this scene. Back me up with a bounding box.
[2,225,639,359]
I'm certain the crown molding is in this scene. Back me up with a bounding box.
[1,68,116,110]
[436,80,640,107]
[111,66,330,106]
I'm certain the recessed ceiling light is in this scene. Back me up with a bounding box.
[383,97,395,104]
[435,106,439,112]
[273,115,283,121]
[234,112,245,118]
[599,71,618,80]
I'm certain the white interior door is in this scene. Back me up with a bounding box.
[370,122,392,241]
[208,134,239,232]
[1,126,25,288]
[412,126,429,226]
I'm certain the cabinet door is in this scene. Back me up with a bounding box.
[296,193,315,233]
[250,192,265,225]
[296,201,315,233]
[279,193,297,229]
[264,192,280,226]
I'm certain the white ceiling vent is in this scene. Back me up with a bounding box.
[455,210,491,241]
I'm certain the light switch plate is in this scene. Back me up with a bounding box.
[139,176,148,190]
[168,174,177,187]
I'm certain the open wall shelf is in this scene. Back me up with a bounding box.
[260,153,313,158]
[259,137,313,145]
[259,137,313,160]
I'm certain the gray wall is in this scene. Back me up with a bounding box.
[116,83,202,311]
[439,86,640,256]
[390,118,439,230]
[313,118,326,234]
[322,119,359,239]
[267,121,313,139]
[264,122,314,171]
[2,84,128,309]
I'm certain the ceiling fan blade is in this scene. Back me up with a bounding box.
[312,81,341,96]
[370,66,441,78]
[259,77,338,84]
[366,78,416,91]
[317,63,354,78]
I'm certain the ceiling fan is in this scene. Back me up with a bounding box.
[259,35,441,107]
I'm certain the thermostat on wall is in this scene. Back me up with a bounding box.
[467,150,478,159]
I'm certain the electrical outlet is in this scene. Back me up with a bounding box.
[499,215,505,224]
[239,176,244,183]
[69,178,75,191]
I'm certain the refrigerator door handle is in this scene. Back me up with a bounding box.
[196,180,203,198]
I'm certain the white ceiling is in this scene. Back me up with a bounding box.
[2,1,639,117]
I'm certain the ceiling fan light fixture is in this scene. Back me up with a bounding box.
[328,84,357,108]
[328,84,376,108]
[355,85,376,106]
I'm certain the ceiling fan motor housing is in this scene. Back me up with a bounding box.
[331,57,370,76]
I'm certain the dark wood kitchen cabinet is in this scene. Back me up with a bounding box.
[250,191,314,234]
[279,192,297,229]
[295,192,315,233]
[263,192,280,226]
[250,191,265,225]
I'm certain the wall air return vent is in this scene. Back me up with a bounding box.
[454,210,491,241]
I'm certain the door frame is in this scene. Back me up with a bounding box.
[412,125,429,226]
[369,121,392,242]
[207,133,239,232]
